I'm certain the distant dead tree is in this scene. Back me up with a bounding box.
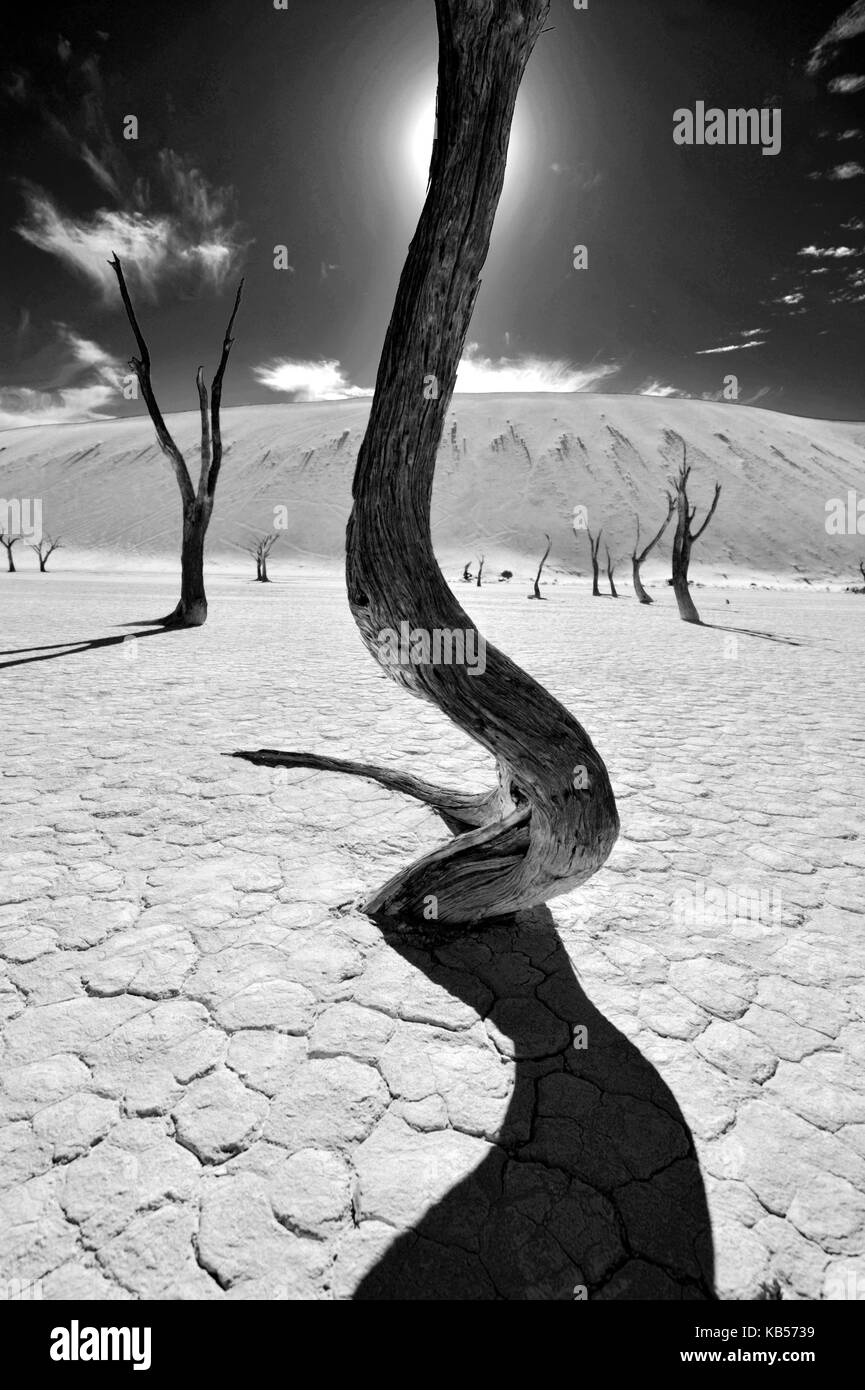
[247,533,279,582]
[604,544,618,598]
[109,254,244,628]
[499,569,513,582]
[586,527,603,596]
[462,561,473,582]
[1,533,21,572]
[235,0,619,924]
[631,496,675,604]
[669,440,721,624]
[527,533,551,600]
[476,554,485,587]
[29,535,62,573]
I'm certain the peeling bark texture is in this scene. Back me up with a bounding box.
[109,255,243,628]
[528,533,551,599]
[604,544,618,598]
[631,496,675,605]
[235,0,618,925]
[669,440,721,625]
[586,527,603,596]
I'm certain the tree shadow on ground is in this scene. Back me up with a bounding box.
[697,621,802,647]
[354,905,715,1301]
[0,627,171,670]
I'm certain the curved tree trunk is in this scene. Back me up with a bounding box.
[236,0,618,925]
[671,522,700,624]
[632,558,651,604]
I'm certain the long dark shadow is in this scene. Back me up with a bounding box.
[698,620,803,647]
[0,627,171,670]
[353,905,715,1301]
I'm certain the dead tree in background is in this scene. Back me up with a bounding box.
[499,569,513,582]
[29,535,62,573]
[109,254,243,628]
[586,527,603,596]
[527,533,551,600]
[604,544,618,598]
[476,554,485,587]
[462,561,473,582]
[247,533,279,582]
[235,0,618,924]
[669,440,721,625]
[1,534,20,572]
[631,496,675,604]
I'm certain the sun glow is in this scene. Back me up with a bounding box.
[400,87,536,211]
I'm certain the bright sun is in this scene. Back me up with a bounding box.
[402,92,533,206]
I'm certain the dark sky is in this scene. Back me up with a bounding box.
[1,0,863,427]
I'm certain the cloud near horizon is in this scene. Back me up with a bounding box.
[0,325,123,429]
[253,350,619,402]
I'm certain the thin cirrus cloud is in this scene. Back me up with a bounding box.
[807,2,865,75]
[253,350,620,402]
[695,341,766,355]
[0,325,124,429]
[16,178,243,303]
[10,41,246,301]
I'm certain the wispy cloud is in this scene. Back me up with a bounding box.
[637,380,685,398]
[695,340,765,355]
[829,161,865,178]
[10,43,246,300]
[0,324,123,429]
[253,359,373,402]
[829,75,865,93]
[454,347,618,393]
[253,349,620,402]
[807,2,865,76]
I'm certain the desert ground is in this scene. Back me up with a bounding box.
[1,565,864,1300]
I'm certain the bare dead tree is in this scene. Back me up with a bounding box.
[29,535,62,573]
[109,254,244,627]
[234,0,618,925]
[631,496,675,604]
[476,554,485,587]
[246,533,279,582]
[462,561,473,582]
[586,527,603,596]
[669,439,721,624]
[860,559,865,584]
[1,533,21,573]
[604,544,618,598]
[527,533,551,600]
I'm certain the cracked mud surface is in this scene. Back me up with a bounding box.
[1,574,863,1300]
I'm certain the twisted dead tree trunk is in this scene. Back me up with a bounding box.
[631,496,674,604]
[109,255,243,628]
[604,545,618,598]
[527,533,551,600]
[476,554,485,587]
[586,527,603,596]
[669,440,721,625]
[1,534,20,572]
[234,0,618,925]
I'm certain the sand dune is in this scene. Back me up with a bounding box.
[1,394,862,585]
